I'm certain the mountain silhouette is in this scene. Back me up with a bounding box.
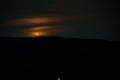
[0,36,119,80]
[0,36,119,56]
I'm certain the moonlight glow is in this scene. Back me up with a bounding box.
[5,16,63,37]
[24,26,56,37]
[32,32,40,37]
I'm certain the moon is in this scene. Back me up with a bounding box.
[33,32,40,37]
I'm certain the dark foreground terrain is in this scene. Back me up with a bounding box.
[0,36,119,56]
[0,37,120,79]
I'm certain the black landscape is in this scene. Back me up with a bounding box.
[0,36,119,56]
[0,37,120,79]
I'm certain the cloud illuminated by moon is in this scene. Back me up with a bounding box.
[24,26,57,37]
[21,17,55,24]
[29,31,49,37]
[29,26,52,31]
[7,16,59,25]
[5,16,65,37]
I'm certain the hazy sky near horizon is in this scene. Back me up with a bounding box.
[0,0,119,41]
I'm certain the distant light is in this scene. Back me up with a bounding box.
[58,78,60,80]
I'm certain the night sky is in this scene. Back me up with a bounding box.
[0,0,119,41]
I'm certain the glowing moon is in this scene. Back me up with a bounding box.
[28,31,49,37]
[32,32,40,37]
[25,26,56,37]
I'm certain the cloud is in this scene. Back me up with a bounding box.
[21,25,63,37]
[7,16,60,26]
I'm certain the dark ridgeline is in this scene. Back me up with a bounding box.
[0,36,119,56]
[0,36,120,80]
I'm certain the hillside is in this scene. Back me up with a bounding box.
[0,36,119,56]
[0,37,119,79]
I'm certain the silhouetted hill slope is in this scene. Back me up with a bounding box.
[0,37,120,80]
[0,36,119,56]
